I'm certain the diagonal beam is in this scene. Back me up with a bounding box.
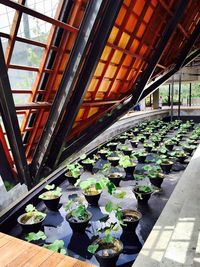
[45,0,123,169]
[30,0,123,178]
[139,17,200,101]
[59,0,189,163]
[0,39,31,189]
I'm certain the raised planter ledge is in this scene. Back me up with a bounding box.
[133,143,200,267]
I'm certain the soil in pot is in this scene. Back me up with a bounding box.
[107,156,120,167]
[160,161,173,174]
[149,173,164,188]
[93,238,123,267]
[65,172,80,186]
[40,191,61,211]
[18,212,45,233]
[121,209,142,232]
[133,186,152,204]
[107,172,123,187]
[83,188,102,206]
[66,211,92,233]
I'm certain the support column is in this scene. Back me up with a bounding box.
[153,89,159,109]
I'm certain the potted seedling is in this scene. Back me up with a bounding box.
[106,142,118,151]
[18,204,46,233]
[143,165,164,188]
[133,185,153,203]
[183,144,196,156]
[80,154,96,172]
[121,209,142,232]
[171,150,187,163]
[138,134,145,143]
[164,139,176,151]
[65,162,82,185]
[77,177,115,206]
[88,201,123,267]
[119,145,132,156]
[65,200,92,233]
[157,157,173,174]
[188,139,198,146]
[39,184,62,210]
[98,149,111,160]
[156,146,168,155]
[119,155,137,176]
[130,138,139,148]
[143,142,154,153]
[106,173,123,187]
[107,155,120,167]
[132,127,140,136]
[134,150,148,163]
[151,135,161,146]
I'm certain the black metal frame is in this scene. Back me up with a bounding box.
[178,74,181,118]
[59,0,189,163]
[189,83,192,106]
[46,0,123,169]
[140,19,200,101]
[30,0,122,178]
[0,39,31,189]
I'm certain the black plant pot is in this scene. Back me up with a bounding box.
[118,137,126,144]
[144,146,153,153]
[133,187,152,203]
[124,165,136,175]
[17,213,45,233]
[143,132,151,138]
[43,196,61,211]
[133,130,139,136]
[139,137,145,143]
[98,152,108,160]
[130,141,138,148]
[160,162,173,174]
[121,209,142,232]
[93,238,123,267]
[81,161,94,172]
[107,157,120,167]
[137,154,147,163]
[83,191,102,206]
[122,149,132,156]
[183,147,194,156]
[107,173,123,187]
[176,155,187,163]
[165,144,174,151]
[65,172,80,185]
[107,143,118,151]
[149,174,164,188]
[66,211,92,233]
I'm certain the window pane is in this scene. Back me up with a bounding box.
[8,69,37,89]
[0,5,15,34]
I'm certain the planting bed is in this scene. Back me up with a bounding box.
[3,119,200,267]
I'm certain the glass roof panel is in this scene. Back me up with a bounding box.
[0,4,15,34]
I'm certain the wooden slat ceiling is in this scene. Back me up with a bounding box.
[0,0,199,176]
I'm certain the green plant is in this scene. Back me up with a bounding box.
[76,177,116,195]
[66,162,82,178]
[171,150,187,158]
[39,184,62,200]
[25,230,47,242]
[136,185,152,193]
[119,155,136,168]
[143,165,162,179]
[23,204,46,224]
[43,240,66,254]
[64,201,89,221]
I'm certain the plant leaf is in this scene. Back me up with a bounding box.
[88,244,99,254]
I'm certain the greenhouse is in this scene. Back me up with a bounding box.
[0,0,200,266]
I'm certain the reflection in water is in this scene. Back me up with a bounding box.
[68,232,92,260]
